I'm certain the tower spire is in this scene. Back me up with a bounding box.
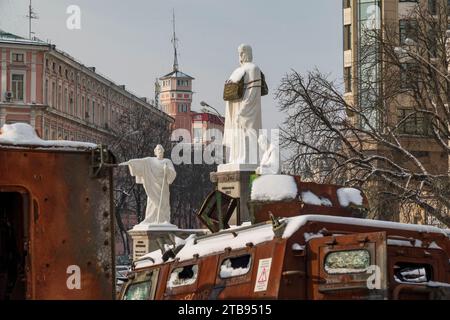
[171,9,179,72]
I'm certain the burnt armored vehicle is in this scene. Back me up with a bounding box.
[0,124,115,300]
[120,175,450,300]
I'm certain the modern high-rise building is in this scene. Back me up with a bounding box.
[342,0,449,222]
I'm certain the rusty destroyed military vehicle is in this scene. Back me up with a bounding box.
[120,175,450,300]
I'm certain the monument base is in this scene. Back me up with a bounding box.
[217,163,258,173]
[128,227,208,261]
[210,169,255,225]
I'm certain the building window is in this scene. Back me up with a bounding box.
[70,91,74,115]
[399,19,417,45]
[343,0,351,9]
[344,67,352,93]
[58,85,62,110]
[86,98,90,119]
[92,101,96,123]
[81,96,85,119]
[45,79,49,104]
[11,74,24,101]
[344,25,352,50]
[400,63,418,89]
[52,82,56,107]
[64,88,68,113]
[428,0,437,15]
[12,53,24,63]
[397,108,432,136]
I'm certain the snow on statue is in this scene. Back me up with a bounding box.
[222,44,263,168]
[120,144,177,228]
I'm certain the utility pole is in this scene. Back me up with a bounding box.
[26,0,38,40]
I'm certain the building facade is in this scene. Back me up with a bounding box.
[342,0,449,222]
[159,66,224,143]
[0,29,172,144]
[159,69,194,135]
[191,112,225,144]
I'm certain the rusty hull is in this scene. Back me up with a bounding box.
[0,146,115,300]
[124,217,450,300]
[249,179,369,224]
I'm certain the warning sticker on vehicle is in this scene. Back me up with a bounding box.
[254,258,272,292]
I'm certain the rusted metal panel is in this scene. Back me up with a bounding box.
[249,179,369,224]
[122,184,450,300]
[0,146,115,300]
[307,232,387,300]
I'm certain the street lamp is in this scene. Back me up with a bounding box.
[200,101,224,125]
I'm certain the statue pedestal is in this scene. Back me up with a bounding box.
[217,163,258,173]
[128,226,207,261]
[210,169,255,225]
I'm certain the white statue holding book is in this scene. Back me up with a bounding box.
[221,44,264,170]
[120,144,177,228]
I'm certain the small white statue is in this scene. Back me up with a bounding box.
[255,134,280,175]
[120,144,177,226]
[222,44,263,166]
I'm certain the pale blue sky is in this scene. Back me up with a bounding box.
[0,0,343,129]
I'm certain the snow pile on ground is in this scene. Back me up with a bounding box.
[251,175,298,201]
[0,123,97,149]
[336,187,363,207]
[301,191,332,206]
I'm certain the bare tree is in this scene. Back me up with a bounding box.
[277,3,450,226]
[110,105,171,257]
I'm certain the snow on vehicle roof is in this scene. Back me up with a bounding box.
[134,214,448,268]
[251,174,298,201]
[0,123,97,150]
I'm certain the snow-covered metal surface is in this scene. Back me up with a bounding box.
[134,214,449,268]
[336,187,363,207]
[301,191,332,206]
[251,174,298,201]
[0,123,97,150]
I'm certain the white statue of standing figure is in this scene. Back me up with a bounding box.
[222,44,263,168]
[256,134,281,175]
[120,144,177,227]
